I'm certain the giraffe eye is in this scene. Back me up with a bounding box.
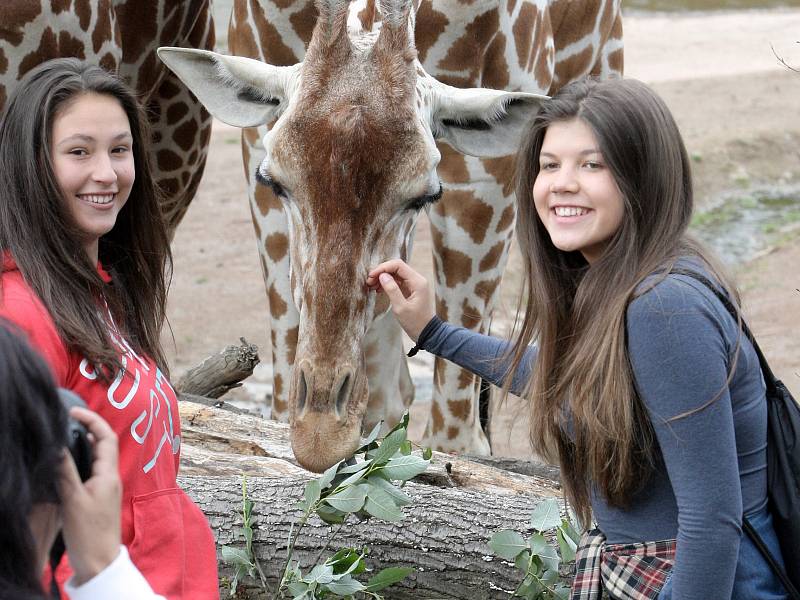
[407,184,443,212]
[256,169,288,199]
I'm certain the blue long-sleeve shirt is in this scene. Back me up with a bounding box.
[416,269,767,600]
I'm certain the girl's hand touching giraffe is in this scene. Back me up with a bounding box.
[367,259,435,342]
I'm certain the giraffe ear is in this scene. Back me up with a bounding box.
[431,84,548,158]
[157,47,300,128]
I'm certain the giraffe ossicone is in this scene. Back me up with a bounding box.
[159,0,547,472]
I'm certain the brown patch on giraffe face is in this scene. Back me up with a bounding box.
[479,240,506,273]
[438,9,499,85]
[19,29,87,78]
[475,277,500,304]
[507,0,517,14]
[50,0,73,15]
[447,426,459,440]
[437,189,494,244]
[460,299,481,329]
[496,203,515,233]
[0,3,42,46]
[265,232,289,262]
[273,373,284,398]
[414,1,449,64]
[268,282,288,318]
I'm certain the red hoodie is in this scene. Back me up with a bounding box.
[0,256,219,600]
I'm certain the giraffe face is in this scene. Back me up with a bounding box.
[158,0,546,471]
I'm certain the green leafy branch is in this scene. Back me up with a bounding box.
[488,498,582,599]
[222,412,431,599]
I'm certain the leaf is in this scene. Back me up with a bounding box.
[561,516,583,545]
[220,545,252,568]
[553,584,572,599]
[400,440,412,456]
[316,503,347,525]
[303,564,334,584]
[325,575,366,595]
[365,566,414,592]
[386,411,410,435]
[318,460,342,490]
[536,543,560,573]
[370,427,408,465]
[557,527,577,563]
[514,549,532,572]
[337,459,372,475]
[325,483,368,513]
[364,487,404,521]
[287,582,309,598]
[380,455,430,481]
[528,532,548,556]
[488,530,527,560]
[422,447,433,460]
[366,474,412,507]
[529,498,562,532]
[304,480,322,507]
[357,421,383,452]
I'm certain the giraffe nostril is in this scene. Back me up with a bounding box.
[297,365,310,414]
[332,370,353,419]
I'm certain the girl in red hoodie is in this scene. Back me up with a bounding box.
[0,58,218,600]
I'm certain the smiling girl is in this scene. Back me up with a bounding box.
[0,59,218,599]
[367,78,789,599]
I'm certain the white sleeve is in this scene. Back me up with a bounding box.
[64,546,166,600]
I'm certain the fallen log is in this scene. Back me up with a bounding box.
[178,401,565,599]
[175,338,260,398]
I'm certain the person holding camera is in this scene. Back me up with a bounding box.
[0,59,218,599]
[0,321,166,600]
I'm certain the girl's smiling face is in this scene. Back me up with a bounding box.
[50,92,134,262]
[532,118,625,264]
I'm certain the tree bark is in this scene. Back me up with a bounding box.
[178,401,565,599]
[175,338,260,398]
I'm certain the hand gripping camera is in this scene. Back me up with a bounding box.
[49,389,94,597]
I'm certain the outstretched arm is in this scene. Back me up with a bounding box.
[368,259,536,394]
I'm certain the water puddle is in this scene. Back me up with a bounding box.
[689,187,800,266]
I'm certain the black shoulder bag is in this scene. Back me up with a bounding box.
[674,269,800,598]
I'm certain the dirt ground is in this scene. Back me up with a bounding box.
[164,8,800,458]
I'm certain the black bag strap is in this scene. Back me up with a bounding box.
[671,268,800,599]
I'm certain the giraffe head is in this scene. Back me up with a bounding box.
[159,0,545,472]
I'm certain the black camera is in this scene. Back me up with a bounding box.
[57,388,93,482]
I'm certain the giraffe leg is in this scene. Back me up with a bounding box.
[363,312,415,432]
[425,147,517,455]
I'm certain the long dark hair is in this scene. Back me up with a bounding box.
[0,320,67,599]
[510,78,738,526]
[0,58,171,374]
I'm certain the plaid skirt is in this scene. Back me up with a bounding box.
[570,529,676,600]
